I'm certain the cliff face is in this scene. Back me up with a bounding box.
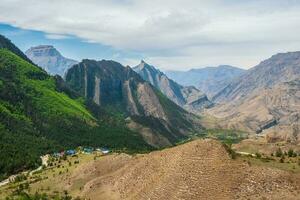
[133,61,213,113]
[25,45,78,76]
[66,59,202,147]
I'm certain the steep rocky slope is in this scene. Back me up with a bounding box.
[25,45,78,76]
[166,65,245,98]
[20,139,300,200]
[207,52,300,143]
[213,52,300,103]
[209,79,300,143]
[133,61,213,113]
[65,59,202,147]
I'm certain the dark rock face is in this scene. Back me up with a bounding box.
[66,60,142,111]
[166,65,245,98]
[133,61,213,113]
[66,59,202,147]
[25,45,78,76]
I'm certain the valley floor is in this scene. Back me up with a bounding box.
[1,139,300,200]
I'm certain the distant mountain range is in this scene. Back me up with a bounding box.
[213,52,300,103]
[25,45,78,76]
[166,65,245,98]
[133,61,213,113]
[208,52,300,143]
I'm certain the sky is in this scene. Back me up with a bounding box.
[0,0,300,71]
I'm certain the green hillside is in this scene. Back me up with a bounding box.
[0,48,151,180]
[0,35,33,64]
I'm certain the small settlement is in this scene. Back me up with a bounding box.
[52,147,110,158]
[0,148,110,187]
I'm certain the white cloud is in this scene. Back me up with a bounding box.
[45,34,71,40]
[0,0,300,69]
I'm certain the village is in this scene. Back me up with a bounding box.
[52,147,110,158]
[0,146,110,188]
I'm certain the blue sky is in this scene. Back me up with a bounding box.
[0,0,300,70]
[0,23,143,66]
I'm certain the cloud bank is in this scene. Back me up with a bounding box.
[0,0,300,70]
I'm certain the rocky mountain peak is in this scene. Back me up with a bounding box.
[26,45,60,57]
[135,60,159,73]
[133,61,213,113]
[25,45,78,76]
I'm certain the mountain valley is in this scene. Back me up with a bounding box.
[0,34,300,200]
[0,35,152,181]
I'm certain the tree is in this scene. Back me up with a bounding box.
[288,149,294,157]
[275,148,283,157]
[222,143,236,159]
[280,157,284,163]
[255,152,262,159]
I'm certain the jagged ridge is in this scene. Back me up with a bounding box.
[133,60,213,113]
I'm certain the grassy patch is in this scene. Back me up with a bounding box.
[187,129,248,144]
[237,154,300,173]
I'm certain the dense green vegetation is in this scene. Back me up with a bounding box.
[0,48,151,180]
[189,129,247,145]
[155,90,196,130]
[0,35,33,64]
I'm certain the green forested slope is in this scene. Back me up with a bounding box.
[0,48,151,180]
[0,35,33,64]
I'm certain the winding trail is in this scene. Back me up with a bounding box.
[0,155,49,187]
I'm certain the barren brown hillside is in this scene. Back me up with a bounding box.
[24,139,300,200]
[207,79,300,143]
